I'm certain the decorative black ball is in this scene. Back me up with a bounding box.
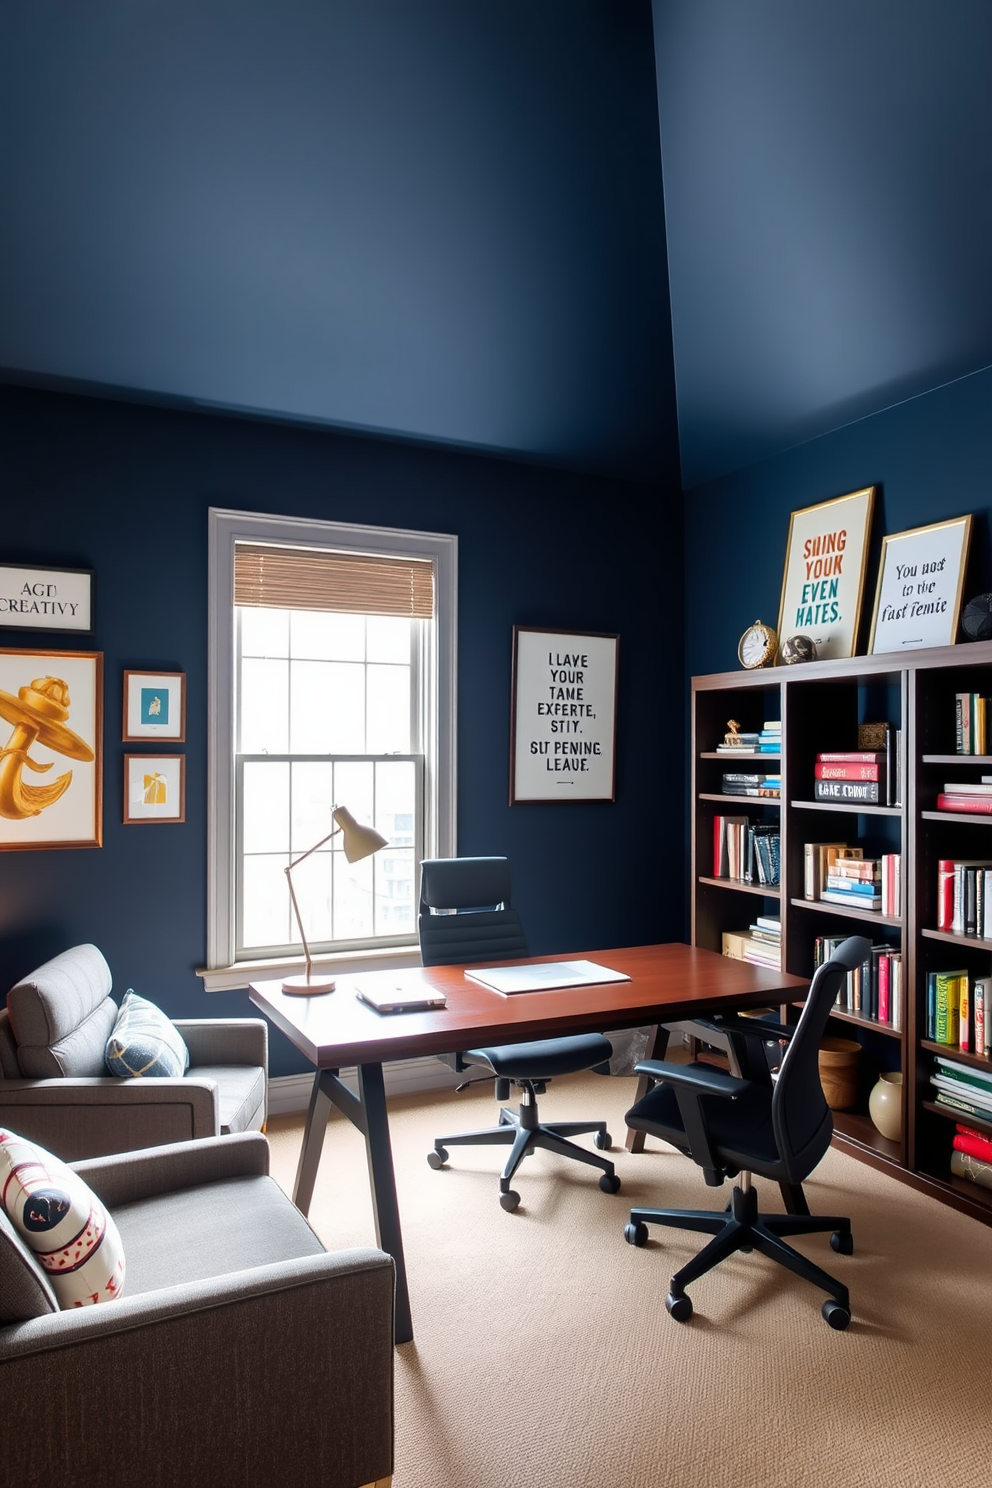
[780,633,817,665]
[961,593,992,642]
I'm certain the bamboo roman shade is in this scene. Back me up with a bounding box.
[234,543,434,619]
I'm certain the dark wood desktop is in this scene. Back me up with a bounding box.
[250,942,808,1343]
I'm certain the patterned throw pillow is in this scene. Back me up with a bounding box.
[0,1129,126,1309]
[105,989,190,1078]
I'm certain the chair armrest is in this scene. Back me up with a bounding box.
[0,1077,220,1159]
[1,1249,395,1488]
[173,1018,268,1069]
[633,1059,750,1100]
[72,1132,270,1207]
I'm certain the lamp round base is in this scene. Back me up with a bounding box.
[281,975,336,995]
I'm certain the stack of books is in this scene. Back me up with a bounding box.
[931,1055,992,1123]
[814,935,902,1026]
[937,858,992,936]
[954,692,992,755]
[925,970,989,1054]
[742,915,781,969]
[950,1123,992,1193]
[813,750,886,805]
[820,855,882,910]
[758,722,781,754]
[936,778,992,816]
[716,731,760,754]
[721,771,780,798]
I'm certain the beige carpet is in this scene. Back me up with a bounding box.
[267,1073,991,1488]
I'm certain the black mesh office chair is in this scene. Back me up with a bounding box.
[622,935,869,1329]
[420,857,621,1212]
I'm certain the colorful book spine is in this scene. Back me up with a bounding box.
[816,751,885,763]
[877,952,890,1024]
[974,978,988,1056]
[959,977,971,1053]
[814,779,880,804]
[937,793,992,815]
[953,1125,992,1162]
[937,859,955,931]
[950,1150,992,1190]
[814,762,884,781]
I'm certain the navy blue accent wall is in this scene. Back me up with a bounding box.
[1,385,683,1075]
[684,367,992,681]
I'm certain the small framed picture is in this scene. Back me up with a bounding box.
[868,515,973,654]
[124,754,186,824]
[0,649,103,850]
[122,671,186,741]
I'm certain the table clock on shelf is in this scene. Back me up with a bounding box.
[737,619,778,669]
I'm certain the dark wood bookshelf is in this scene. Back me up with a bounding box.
[692,637,992,1229]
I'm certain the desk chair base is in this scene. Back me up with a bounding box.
[625,1175,853,1329]
[428,1081,621,1211]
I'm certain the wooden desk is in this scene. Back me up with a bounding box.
[250,943,807,1343]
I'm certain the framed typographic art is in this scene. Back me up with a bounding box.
[0,649,103,850]
[868,514,973,654]
[122,671,186,742]
[123,754,186,824]
[0,563,95,634]
[509,627,618,803]
[776,487,875,661]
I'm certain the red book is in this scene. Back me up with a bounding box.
[953,1131,992,1164]
[878,952,890,1023]
[937,794,992,815]
[938,859,955,931]
[814,762,884,781]
[816,751,885,763]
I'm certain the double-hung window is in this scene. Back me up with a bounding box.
[204,510,456,988]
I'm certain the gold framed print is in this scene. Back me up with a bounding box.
[776,487,875,661]
[868,514,973,654]
[0,649,103,850]
[123,754,186,824]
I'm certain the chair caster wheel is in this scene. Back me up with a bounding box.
[822,1298,851,1330]
[599,1172,621,1194]
[666,1291,693,1322]
[594,1130,612,1150]
[624,1221,648,1247]
[427,1147,448,1170]
[830,1229,854,1255]
[499,1189,521,1212]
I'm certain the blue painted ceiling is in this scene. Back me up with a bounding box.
[2,2,991,490]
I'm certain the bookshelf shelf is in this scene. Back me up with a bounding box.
[789,897,902,928]
[692,637,992,1229]
[791,799,902,817]
[697,875,780,899]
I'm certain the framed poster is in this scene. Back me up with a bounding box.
[868,515,973,655]
[776,487,875,660]
[123,671,186,741]
[0,564,94,633]
[509,627,618,803]
[124,754,186,823]
[0,649,102,850]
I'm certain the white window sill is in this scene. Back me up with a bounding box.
[197,943,422,993]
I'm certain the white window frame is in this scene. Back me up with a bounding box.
[200,507,457,991]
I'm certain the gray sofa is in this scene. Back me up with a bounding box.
[0,943,267,1159]
[0,1133,394,1488]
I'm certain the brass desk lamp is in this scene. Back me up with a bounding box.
[282,806,388,994]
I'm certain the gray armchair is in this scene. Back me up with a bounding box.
[0,944,267,1160]
[0,1133,394,1488]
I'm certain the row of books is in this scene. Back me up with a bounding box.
[937,859,992,938]
[804,843,901,915]
[712,816,780,885]
[930,1055,992,1123]
[954,692,991,755]
[721,917,781,970]
[950,1123,992,1193]
[721,771,780,798]
[757,721,781,754]
[814,934,903,1028]
[925,971,989,1055]
[936,776,992,815]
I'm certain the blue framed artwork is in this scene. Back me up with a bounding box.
[122,671,186,742]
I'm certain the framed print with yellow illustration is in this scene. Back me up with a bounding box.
[124,754,185,824]
[777,487,875,661]
[123,670,186,741]
[868,515,973,655]
[0,649,103,850]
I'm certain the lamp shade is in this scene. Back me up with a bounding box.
[332,805,389,863]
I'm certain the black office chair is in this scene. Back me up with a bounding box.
[622,935,869,1329]
[420,856,621,1212]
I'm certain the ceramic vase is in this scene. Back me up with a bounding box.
[869,1071,903,1141]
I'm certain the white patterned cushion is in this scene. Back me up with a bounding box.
[0,1129,126,1309]
[105,989,190,1078]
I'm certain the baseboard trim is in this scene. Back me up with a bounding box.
[267,1056,462,1116]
